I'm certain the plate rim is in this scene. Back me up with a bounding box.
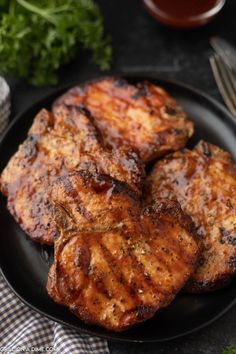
[1,74,236,343]
[1,265,236,344]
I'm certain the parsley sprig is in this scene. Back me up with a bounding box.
[222,346,236,354]
[0,0,112,86]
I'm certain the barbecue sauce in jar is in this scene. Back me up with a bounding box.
[143,0,226,28]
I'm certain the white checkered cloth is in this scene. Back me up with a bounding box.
[0,76,110,354]
[0,77,10,135]
[0,276,110,354]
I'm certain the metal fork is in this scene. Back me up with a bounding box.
[210,36,236,75]
[210,54,236,117]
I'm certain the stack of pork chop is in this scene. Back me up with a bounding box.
[1,77,235,331]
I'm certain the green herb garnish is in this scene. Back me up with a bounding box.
[222,345,236,354]
[0,0,112,86]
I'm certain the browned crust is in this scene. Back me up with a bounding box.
[185,274,233,293]
[146,140,236,293]
[0,105,144,245]
[53,77,194,163]
[47,178,199,331]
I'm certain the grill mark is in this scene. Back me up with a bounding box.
[82,237,126,328]
[92,80,172,117]
[64,103,104,145]
[56,236,91,304]
[170,230,195,264]
[75,236,127,325]
[57,105,141,193]
[127,245,170,296]
[69,239,99,315]
[144,87,177,117]
[61,177,93,221]
[98,240,141,305]
[146,217,192,264]
[53,238,76,302]
[88,84,151,112]
[85,240,113,301]
[142,242,174,277]
[58,235,114,305]
[148,232,192,273]
[74,242,91,276]
[145,205,197,264]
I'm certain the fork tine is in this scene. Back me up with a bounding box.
[210,37,236,74]
[210,55,236,116]
[222,57,236,95]
[216,55,236,105]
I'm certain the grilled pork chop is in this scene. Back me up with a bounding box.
[51,170,140,235]
[47,170,199,331]
[145,140,236,293]
[53,77,194,163]
[0,108,144,245]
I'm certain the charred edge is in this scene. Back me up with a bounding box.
[132,83,150,100]
[64,103,92,119]
[164,105,178,116]
[153,127,186,148]
[185,274,232,293]
[22,136,38,160]
[135,305,155,320]
[228,255,236,272]
[114,77,129,87]
[121,305,155,327]
[77,170,140,202]
[143,200,197,238]
[64,103,105,145]
[219,227,236,246]
[53,229,60,241]
[201,141,212,157]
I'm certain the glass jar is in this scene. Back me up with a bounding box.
[143,0,226,28]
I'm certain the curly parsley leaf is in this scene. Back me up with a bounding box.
[222,346,236,354]
[0,0,112,86]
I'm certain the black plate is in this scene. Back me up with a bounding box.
[1,76,236,343]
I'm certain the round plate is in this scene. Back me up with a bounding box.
[1,76,236,343]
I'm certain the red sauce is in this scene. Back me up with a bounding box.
[143,0,225,28]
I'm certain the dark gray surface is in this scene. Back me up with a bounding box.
[5,0,236,353]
